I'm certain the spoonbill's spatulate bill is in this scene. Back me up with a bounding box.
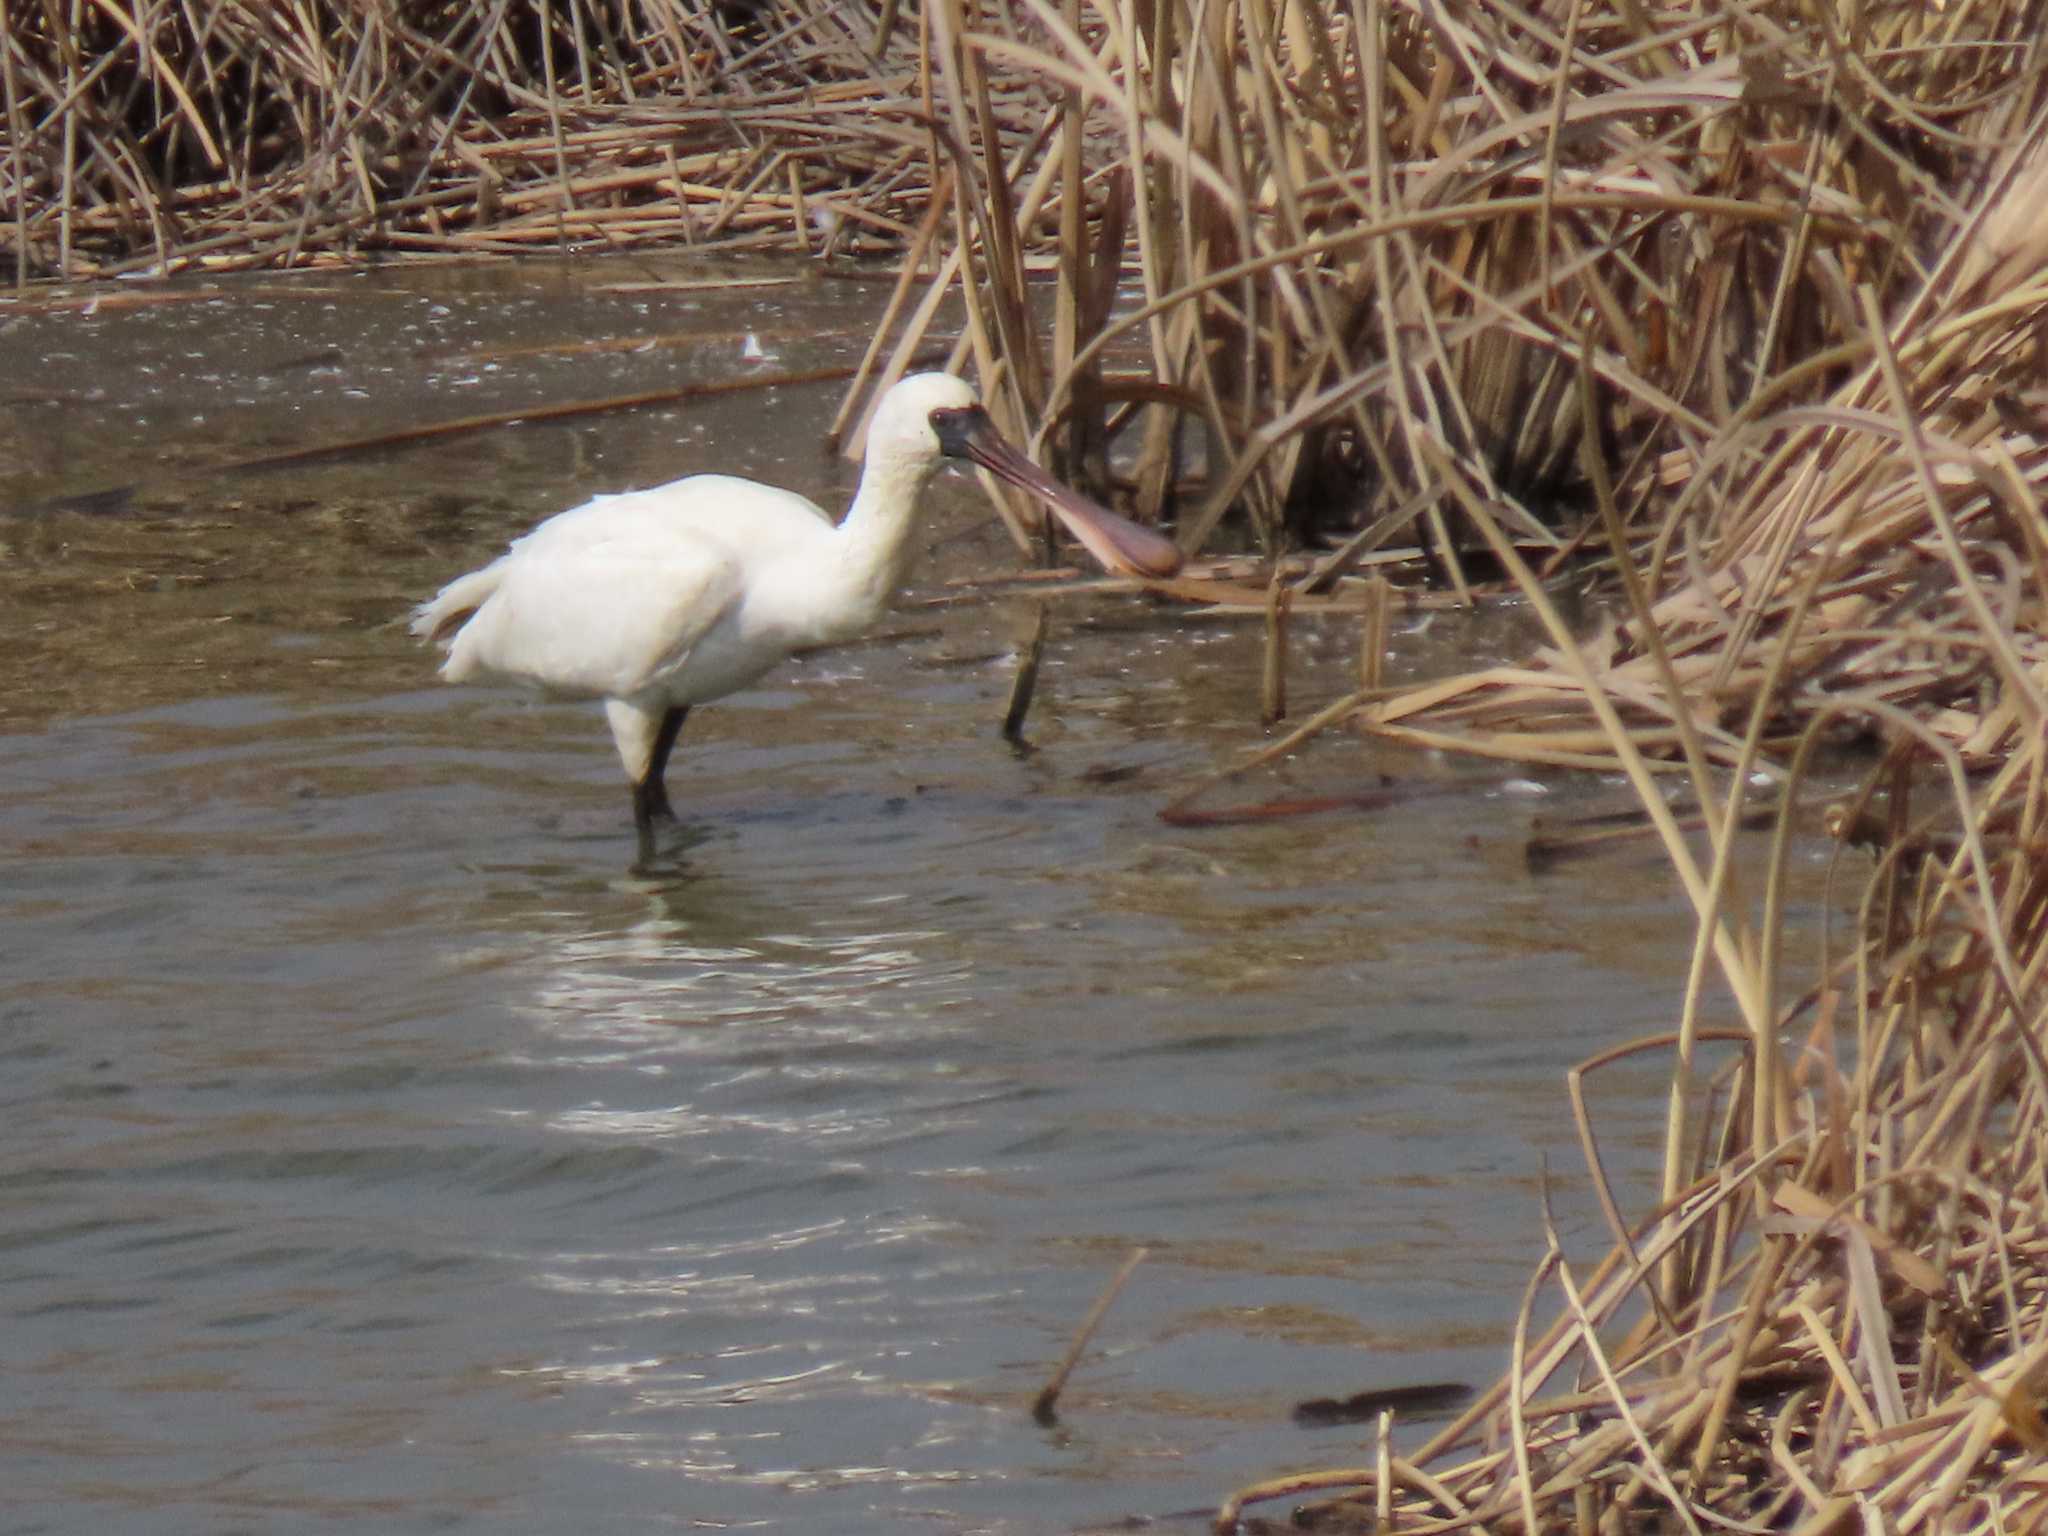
[412,371,1182,866]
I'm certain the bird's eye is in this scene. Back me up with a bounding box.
[928,407,981,456]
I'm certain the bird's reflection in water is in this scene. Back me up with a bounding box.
[472,857,1007,1512]
[465,858,981,1106]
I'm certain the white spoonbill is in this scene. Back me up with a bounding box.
[412,371,1182,865]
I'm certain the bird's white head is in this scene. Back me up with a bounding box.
[863,372,982,473]
[855,369,1186,581]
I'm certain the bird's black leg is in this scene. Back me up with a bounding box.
[641,706,688,822]
[632,796,660,871]
[629,706,689,866]
[622,708,688,872]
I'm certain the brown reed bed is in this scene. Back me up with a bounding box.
[842,0,2048,778]
[867,0,2042,576]
[863,6,2048,1529]
[0,0,973,281]
[1204,697,2048,1534]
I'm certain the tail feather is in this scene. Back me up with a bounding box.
[411,563,504,647]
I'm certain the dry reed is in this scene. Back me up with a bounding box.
[860,0,2045,635]
[861,6,2048,1529]
[1,1,960,280]
[1211,720,2048,1532]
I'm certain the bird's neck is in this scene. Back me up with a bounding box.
[829,451,939,627]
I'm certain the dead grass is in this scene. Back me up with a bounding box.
[860,0,2043,586]
[846,0,2045,786]
[0,1,960,279]
[853,5,2048,1529]
[1214,720,2048,1532]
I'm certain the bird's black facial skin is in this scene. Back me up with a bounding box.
[929,405,990,459]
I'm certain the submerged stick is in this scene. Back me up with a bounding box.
[1032,1245,1145,1425]
[228,361,912,474]
[1261,568,1291,726]
[1360,575,1391,691]
[1001,603,1049,744]
[19,356,943,518]
[1291,1381,1474,1426]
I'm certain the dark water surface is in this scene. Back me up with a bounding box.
[3,262,1755,1534]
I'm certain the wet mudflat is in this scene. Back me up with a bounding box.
[1,261,1799,1534]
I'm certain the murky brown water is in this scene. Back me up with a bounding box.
[1,261,1811,1534]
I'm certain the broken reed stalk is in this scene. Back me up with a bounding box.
[1033,1245,1146,1425]
[1001,602,1049,743]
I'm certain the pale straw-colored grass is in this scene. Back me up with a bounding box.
[865,6,2048,1529]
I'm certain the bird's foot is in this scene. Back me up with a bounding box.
[633,776,678,826]
[630,777,684,876]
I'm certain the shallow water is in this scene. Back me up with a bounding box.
[2,261,1800,1534]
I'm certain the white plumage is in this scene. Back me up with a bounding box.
[413,372,1181,865]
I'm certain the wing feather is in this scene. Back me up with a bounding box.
[421,475,840,700]
[443,532,742,699]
